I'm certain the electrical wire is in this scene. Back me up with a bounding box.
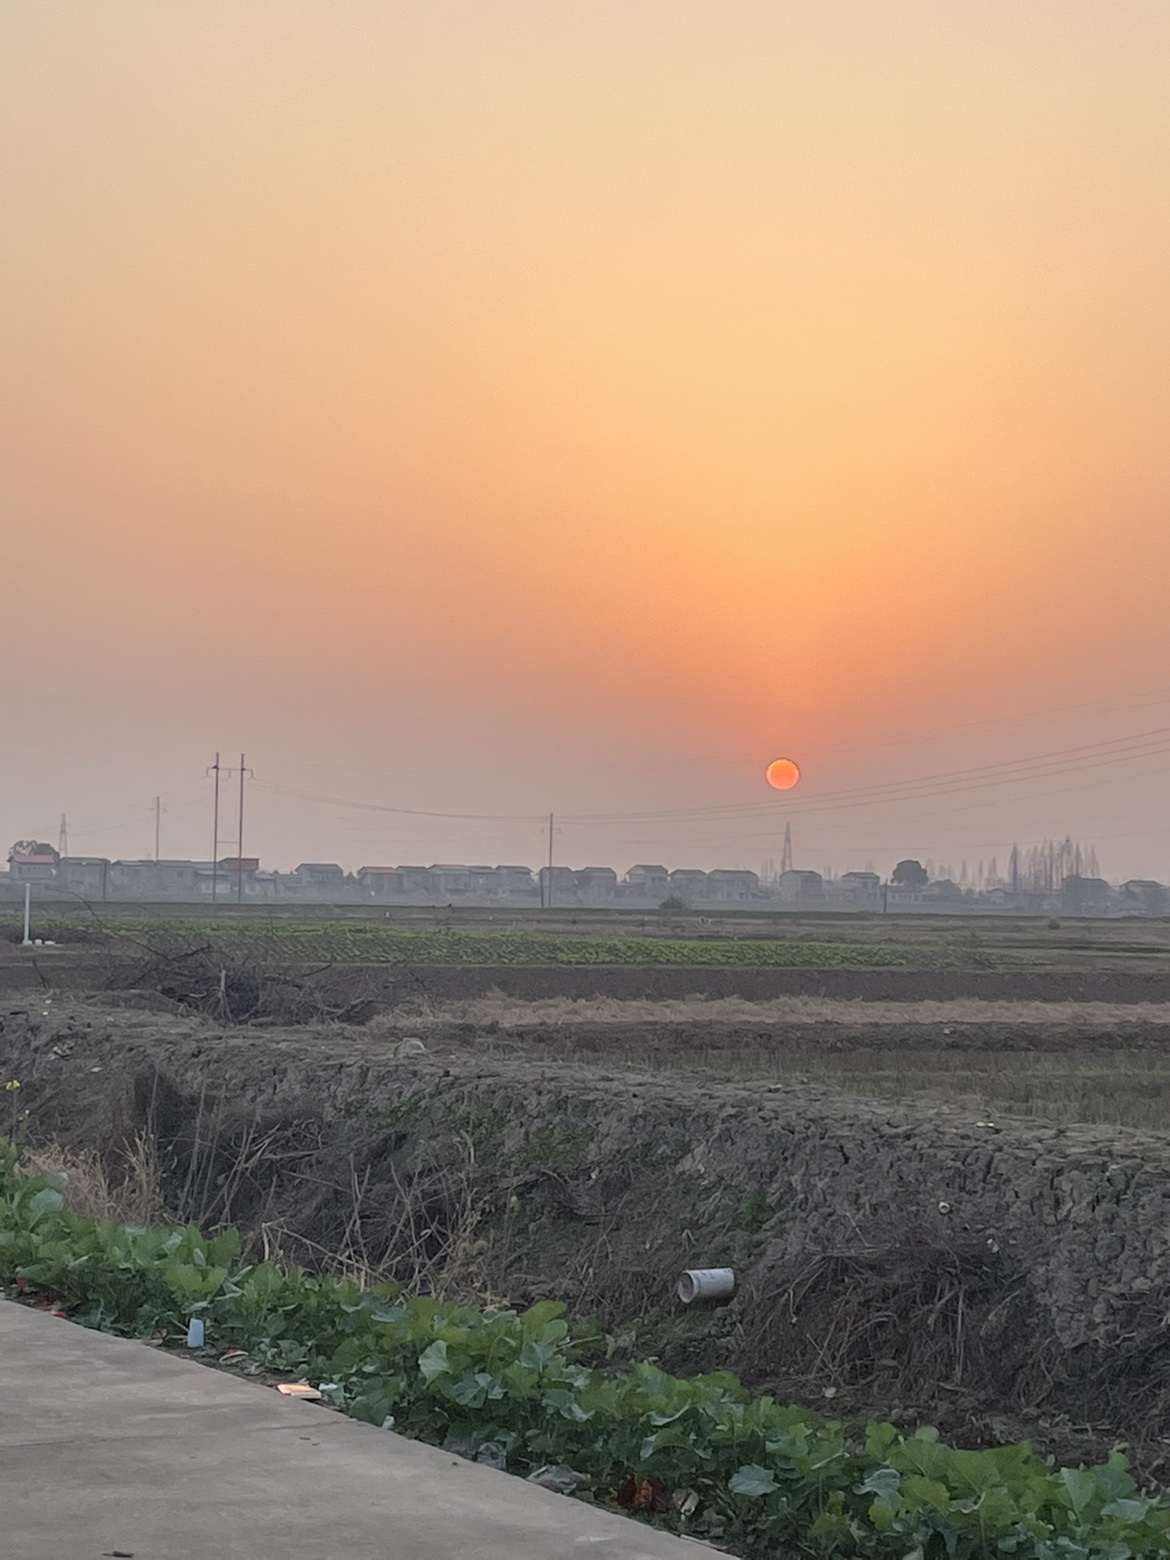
[252,779,545,824]
[247,722,1170,833]
[559,726,1170,825]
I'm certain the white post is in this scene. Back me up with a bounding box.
[21,883,32,946]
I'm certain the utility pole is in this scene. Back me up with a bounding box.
[154,797,161,863]
[209,753,221,902]
[237,753,246,903]
[546,812,554,910]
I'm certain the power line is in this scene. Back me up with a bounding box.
[246,721,1170,836]
[252,779,546,823]
[605,758,1170,851]
[560,726,1170,825]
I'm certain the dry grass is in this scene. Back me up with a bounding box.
[568,1035,1170,1131]
[374,993,1170,1030]
[370,996,1170,1131]
[20,1133,165,1224]
[255,1138,491,1299]
[764,1047,1170,1131]
[21,1116,491,1302]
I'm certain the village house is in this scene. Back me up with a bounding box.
[623,864,670,900]
[56,857,111,899]
[706,868,760,901]
[109,859,206,897]
[574,866,618,902]
[668,868,709,901]
[1120,879,1167,914]
[495,865,538,898]
[357,866,402,898]
[293,863,346,895]
[537,865,578,903]
[839,870,881,905]
[395,866,434,897]
[777,869,823,904]
[8,844,59,882]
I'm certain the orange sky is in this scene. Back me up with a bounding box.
[4,2,1170,879]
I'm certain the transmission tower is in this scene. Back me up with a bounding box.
[58,813,68,857]
[780,823,793,875]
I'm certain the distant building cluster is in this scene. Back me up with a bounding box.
[3,841,1164,915]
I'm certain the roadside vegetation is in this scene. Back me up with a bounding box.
[2,1136,1167,1559]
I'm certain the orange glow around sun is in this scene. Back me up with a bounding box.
[765,758,801,791]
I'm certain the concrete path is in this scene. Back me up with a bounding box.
[0,1302,712,1560]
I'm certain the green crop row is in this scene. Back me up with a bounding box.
[1,1138,1164,1559]
[175,924,913,967]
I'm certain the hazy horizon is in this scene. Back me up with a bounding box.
[5,3,1170,883]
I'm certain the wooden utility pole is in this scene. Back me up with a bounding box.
[237,754,246,903]
[209,754,221,903]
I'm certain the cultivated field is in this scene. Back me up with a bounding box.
[4,906,1170,1503]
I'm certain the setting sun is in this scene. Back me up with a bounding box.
[765,758,801,792]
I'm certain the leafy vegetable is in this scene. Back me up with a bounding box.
[2,1137,1164,1558]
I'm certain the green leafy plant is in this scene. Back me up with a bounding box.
[370,1095,423,1130]
[517,1127,589,1167]
[104,918,918,969]
[454,1103,509,1148]
[2,1137,1166,1559]
[731,1188,776,1233]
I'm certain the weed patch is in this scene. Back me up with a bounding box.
[517,1127,590,1168]
[455,1103,509,1148]
[732,1189,777,1233]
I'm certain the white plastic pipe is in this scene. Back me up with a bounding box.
[21,883,31,946]
[677,1267,735,1304]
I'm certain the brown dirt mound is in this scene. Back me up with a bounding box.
[4,992,1170,1477]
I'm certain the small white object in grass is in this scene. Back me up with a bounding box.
[937,1201,951,1214]
[677,1267,735,1304]
[185,1318,205,1348]
[527,1464,586,1495]
[394,1037,426,1058]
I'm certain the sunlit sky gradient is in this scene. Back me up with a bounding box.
[5,2,1170,881]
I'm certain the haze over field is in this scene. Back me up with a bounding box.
[4,2,1170,877]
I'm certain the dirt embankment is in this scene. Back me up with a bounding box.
[391,997,1170,1059]
[281,963,1170,1004]
[4,994,1170,1474]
